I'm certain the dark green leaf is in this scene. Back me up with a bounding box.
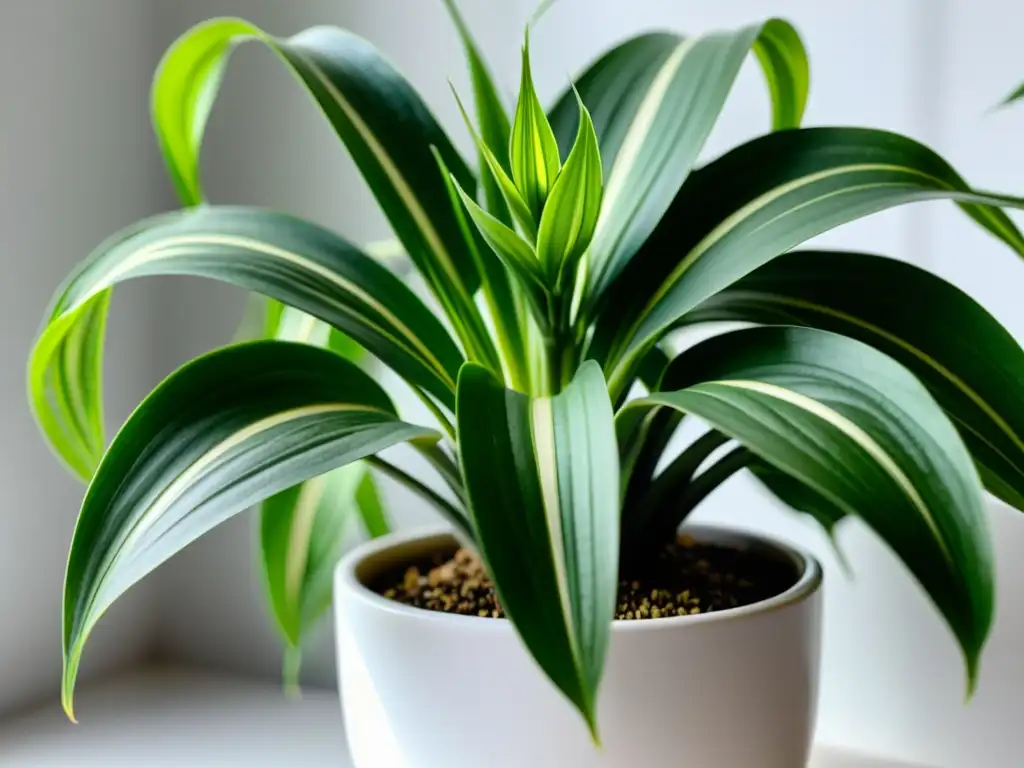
[623,326,994,686]
[152,17,485,349]
[63,341,439,718]
[748,459,850,571]
[28,207,464,480]
[595,128,1024,393]
[685,249,1024,511]
[548,21,809,307]
[457,361,619,737]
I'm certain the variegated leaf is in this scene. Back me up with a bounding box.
[62,341,439,717]
[456,361,619,737]
[622,326,993,685]
[595,128,1024,395]
[29,207,464,480]
[548,20,809,309]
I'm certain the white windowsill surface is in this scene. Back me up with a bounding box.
[0,666,929,767]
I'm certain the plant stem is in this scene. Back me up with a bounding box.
[543,291,575,394]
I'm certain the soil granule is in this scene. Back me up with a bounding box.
[374,534,798,621]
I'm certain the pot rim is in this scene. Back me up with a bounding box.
[335,524,822,633]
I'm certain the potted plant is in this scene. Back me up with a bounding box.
[29,3,1024,766]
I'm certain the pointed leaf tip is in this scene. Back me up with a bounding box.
[536,87,603,291]
[511,32,561,221]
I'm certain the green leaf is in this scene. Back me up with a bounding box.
[623,326,994,687]
[151,17,486,350]
[354,471,390,539]
[452,180,549,325]
[260,464,389,691]
[260,464,362,649]
[748,460,851,572]
[511,35,562,221]
[451,87,537,241]
[434,149,529,389]
[998,80,1024,108]
[29,291,111,482]
[456,361,620,738]
[442,0,514,226]
[257,295,388,691]
[753,19,810,131]
[685,250,1024,511]
[595,127,1024,393]
[548,20,809,309]
[28,207,464,480]
[62,341,439,718]
[536,91,603,291]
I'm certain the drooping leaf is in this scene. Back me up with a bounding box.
[257,297,388,690]
[442,0,514,226]
[151,17,489,367]
[685,249,1024,510]
[28,207,465,479]
[753,18,810,131]
[511,34,562,221]
[748,460,850,572]
[29,291,111,482]
[457,361,620,737]
[260,464,363,650]
[260,463,389,691]
[62,341,440,718]
[548,20,809,308]
[595,127,1024,393]
[621,326,994,687]
[536,90,603,291]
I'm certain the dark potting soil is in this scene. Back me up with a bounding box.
[373,534,798,621]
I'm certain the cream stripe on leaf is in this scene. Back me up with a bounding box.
[258,295,391,690]
[28,206,465,482]
[457,362,619,740]
[685,249,1024,511]
[260,461,381,690]
[592,128,1024,392]
[62,341,440,720]
[547,20,808,313]
[625,326,993,688]
[151,17,484,306]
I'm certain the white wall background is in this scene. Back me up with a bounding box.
[3,0,1024,763]
[0,0,168,719]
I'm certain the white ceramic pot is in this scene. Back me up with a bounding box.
[334,525,823,768]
